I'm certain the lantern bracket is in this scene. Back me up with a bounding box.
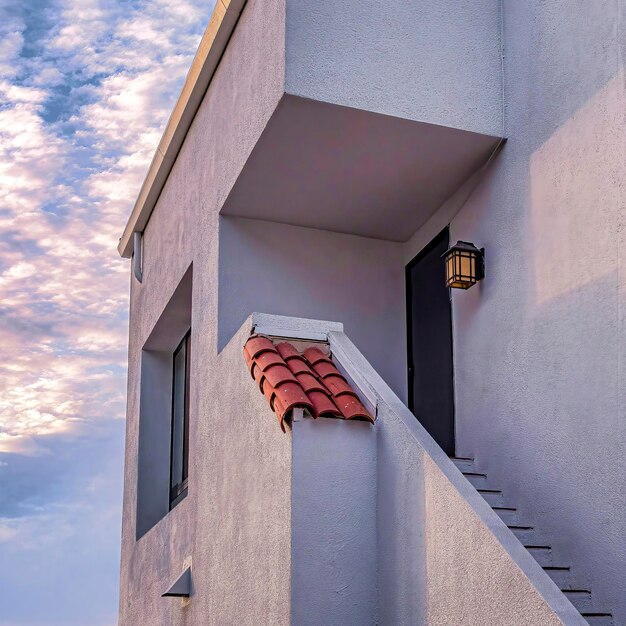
[478,247,485,281]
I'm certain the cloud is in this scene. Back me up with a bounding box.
[0,0,215,623]
[0,8,25,79]
[0,0,214,447]
[0,420,125,626]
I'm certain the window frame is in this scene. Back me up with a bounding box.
[169,329,191,509]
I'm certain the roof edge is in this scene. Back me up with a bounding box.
[118,0,248,258]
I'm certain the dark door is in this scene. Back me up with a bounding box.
[406,228,455,456]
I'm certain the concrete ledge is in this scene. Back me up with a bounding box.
[251,312,343,342]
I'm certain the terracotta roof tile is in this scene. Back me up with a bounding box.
[263,364,297,388]
[255,350,284,371]
[243,346,254,376]
[333,393,372,421]
[307,390,342,418]
[303,346,332,365]
[273,382,313,431]
[243,335,374,430]
[263,379,276,407]
[285,358,315,376]
[295,372,326,394]
[275,342,300,360]
[311,360,344,380]
[252,362,265,390]
[322,374,357,398]
[246,335,276,359]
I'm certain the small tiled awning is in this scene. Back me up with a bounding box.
[244,335,374,432]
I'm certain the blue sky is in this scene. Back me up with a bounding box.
[0,1,214,624]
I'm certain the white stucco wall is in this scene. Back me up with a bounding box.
[218,216,407,400]
[285,0,503,136]
[328,328,585,626]
[291,416,377,626]
[118,0,288,623]
[406,1,626,621]
[120,0,624,622]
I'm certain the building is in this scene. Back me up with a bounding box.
[117,1,625,624]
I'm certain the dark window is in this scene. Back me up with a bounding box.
[170,330,190,508]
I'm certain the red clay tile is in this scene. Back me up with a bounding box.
[252,362,265,391]
[273,382,313,431]
[303,346,332,365]
[244,336,374,430]
[334,393,374,423]
[255,350,285,371]
[306,390,341,418]
[243,345,255,377]
[285,358,315,376]
[273,381,311,411]
[245,335,276,359]
[275,342,300,360]
[295,372,326,393]
[311,360,343,379]
[263,363,297,388]
[323,374,357,398]
[263,380,276,409]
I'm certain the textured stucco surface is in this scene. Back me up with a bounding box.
[330,329,584,626]
[423,455,564,626]
[118,0,288,623]
[291,417,377,626]
[218,216,407,400]
[120,0,624,622]
[405,1,626,621]
[376,402,427,625]
[285,0,503,136]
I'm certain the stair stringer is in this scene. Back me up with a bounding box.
[328,329,587,626]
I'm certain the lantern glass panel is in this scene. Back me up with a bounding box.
[460,252,472,279]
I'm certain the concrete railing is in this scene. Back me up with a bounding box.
[252,313,587,625]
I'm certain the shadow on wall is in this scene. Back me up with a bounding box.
[217,216,408,400]
[450,2,625,620]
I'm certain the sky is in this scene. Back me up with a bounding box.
[0,1,214,624]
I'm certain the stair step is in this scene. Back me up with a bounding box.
[525,545,552,566]
[581,613,614,626]
[508,524,535,543]
[450,457,474,472]
[452,456,613,624]
[462,471,489,488]
[543,566,571,588]
[562,590,592,612]
[478,489,504,506]
[492,506,518,524]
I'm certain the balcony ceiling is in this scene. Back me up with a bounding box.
[221,95,500,242]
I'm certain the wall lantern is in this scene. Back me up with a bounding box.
[442,241,485,289]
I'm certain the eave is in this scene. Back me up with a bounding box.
[117,0,248,258]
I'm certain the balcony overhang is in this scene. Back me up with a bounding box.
[221,95,500,242]
[119,0,503,255]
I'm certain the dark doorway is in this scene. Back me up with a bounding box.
[406,228,455,456]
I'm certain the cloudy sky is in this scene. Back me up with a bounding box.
[0,1,214,624]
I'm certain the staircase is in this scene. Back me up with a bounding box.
[451,457,615,626]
